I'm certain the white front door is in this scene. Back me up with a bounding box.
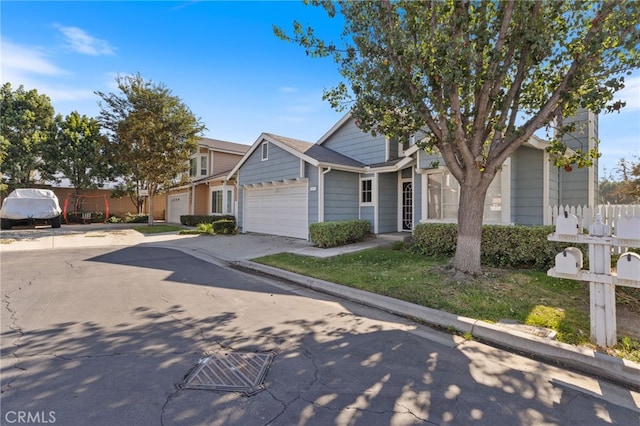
[167,193,189,224]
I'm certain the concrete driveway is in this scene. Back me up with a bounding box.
[2,244,640,425]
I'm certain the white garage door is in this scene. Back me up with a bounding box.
[244,184,308,239]
[167,193,189,224]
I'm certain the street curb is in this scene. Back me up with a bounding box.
[232,260,640,391]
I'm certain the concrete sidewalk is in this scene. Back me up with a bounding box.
[2,226,640,390]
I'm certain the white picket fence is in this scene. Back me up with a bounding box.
[546,204,640,253]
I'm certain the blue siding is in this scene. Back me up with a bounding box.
[560,109,598,205]
[413,169,422,228]
[323,170,359,221]
[418,150,444,169]
[322,117,389,165]
[378,173,398,233]
[360,206,375,232]
[306,163,319,225]
[511,147,544,225]
[238,141,301,185]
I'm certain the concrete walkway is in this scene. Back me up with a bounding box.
[1,225,639,390]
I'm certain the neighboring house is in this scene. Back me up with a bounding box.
[228,110,598,239]
[166,137,249,223]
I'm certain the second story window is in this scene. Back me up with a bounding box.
[189,154,207,177]
[261,141,268,161]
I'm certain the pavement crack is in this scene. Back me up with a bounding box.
[160,385,181,426]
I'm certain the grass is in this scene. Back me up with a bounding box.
[133,224,186,234]
[254,247,640,363]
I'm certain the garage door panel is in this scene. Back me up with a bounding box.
[168,193,189,224]
[245,185,308,239]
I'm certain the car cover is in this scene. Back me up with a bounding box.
[0,189,62,220]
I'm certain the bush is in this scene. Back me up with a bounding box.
[212,219,237,235]
[125,213,149,223]
[309,220,371,248]
[412,223,587,271]
[196,222,215,235]
[180,214,235,227]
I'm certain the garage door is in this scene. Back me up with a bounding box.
[244,184,308,239]
[167,193,189,224]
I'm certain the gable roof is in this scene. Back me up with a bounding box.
[316,112,352,145]
[198,137,250,154]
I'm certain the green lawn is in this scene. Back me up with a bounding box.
[254,247,640,362]
[133,224,186,234]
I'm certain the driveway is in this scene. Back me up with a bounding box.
[2,246,639,425]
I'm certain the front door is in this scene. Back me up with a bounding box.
[402,180,413,231]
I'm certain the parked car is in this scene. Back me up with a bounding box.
[0,188,62,229]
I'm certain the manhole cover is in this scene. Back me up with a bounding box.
[180,351,275,396]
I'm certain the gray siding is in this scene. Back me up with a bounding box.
[238,141,301,185]
[511,147,544,225]
[418,150,444,169]
[307,163,319,225]
[323,170,359,221]
[322,118,389,165]
[378,173,398,233]
[413,169,422,228]
[360,206,375,232]
[559,109,598,206]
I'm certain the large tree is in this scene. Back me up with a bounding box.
[0,83,55,188]
[96,73,205,225]
[42,111,112,200]
[276,0,640,275]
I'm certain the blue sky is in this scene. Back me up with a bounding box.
[2,1,638,179]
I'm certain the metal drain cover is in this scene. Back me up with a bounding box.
[180,351,275,396]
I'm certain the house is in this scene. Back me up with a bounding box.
[227,110,598,239]
[166,137,249,223]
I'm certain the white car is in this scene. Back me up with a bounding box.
[0,188,62,229]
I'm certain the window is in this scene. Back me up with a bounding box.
[200,156,207,176]
[426,169,502,223]
[211,190,223,214]
[361,179,372,204]
[261,142,268,161]
[189,155,207,177]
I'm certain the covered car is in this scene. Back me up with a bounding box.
[0,188,62,229]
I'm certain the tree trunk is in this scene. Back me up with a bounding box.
[452,182,489,275]
[147,191,154,226]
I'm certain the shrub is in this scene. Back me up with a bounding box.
[309,220,371,248]
[196,222,215,235]
[411,223,587,271]
[212,219,237,235]
[125,213,149,223]
[180,214,235,227]
[106,215,123,223]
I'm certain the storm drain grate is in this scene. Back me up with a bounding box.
[180,351,275,396]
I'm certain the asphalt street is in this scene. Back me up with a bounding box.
[1,245,639,425]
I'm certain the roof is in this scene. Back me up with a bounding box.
[305,144,365,168]
[198,137,250,154]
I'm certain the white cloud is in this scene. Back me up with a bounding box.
[1,39,66,81]
[53,24,115,56]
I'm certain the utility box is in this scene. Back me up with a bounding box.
[555,247,583,276]
[556,212,581,236]
[616,215,640,241]
[617,252,640,282]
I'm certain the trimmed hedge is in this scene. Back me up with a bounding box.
[309,220,371,248]
[212,219,237,235]
[180,214,235,227]
[412,223,587,271]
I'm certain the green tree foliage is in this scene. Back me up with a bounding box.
[600,157,640,204]
[276,0,640,275]
[41,112,111,198]
[96,73,205,225]
[0,83,55,188]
